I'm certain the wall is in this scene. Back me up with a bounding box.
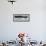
[0,0,46,41]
